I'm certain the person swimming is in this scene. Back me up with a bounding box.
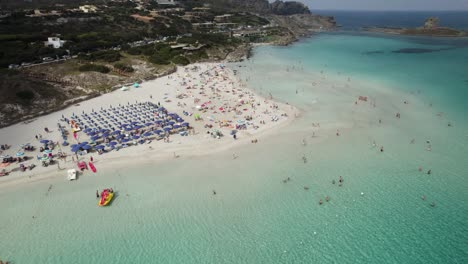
[427,169,432,175]
[421,195,426,200]
[325,196,329,202]
[96,190,99,198]
[319,199,323,205]
[213,190,216,195]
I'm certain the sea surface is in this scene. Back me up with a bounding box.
[1,31,468,264]
[316,10,468,30]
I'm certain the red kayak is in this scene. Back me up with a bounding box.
[88,162,97,173]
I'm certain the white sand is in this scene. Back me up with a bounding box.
[0,63,296,188]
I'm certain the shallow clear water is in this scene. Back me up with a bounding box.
[1,33,467,263]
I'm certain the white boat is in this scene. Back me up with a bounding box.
[67,169,77,181]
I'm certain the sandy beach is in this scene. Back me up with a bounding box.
[0,63,296,188]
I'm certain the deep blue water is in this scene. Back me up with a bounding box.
[315,11,468,30]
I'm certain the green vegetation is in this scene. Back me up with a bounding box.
[16,90,35,101]
[171,55,190,65]
[79,50,121,62]
[78,64,111,73]
[228,13,270,26]
[114,62,134,72]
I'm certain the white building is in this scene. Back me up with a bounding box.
[79,5,97,13]
[45,37,66,49]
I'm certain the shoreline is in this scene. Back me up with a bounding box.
[0,63,298,189]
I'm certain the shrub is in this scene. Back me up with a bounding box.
[114,62,134,72]
[87,50,121,62]
[16,90,35,101]
[171,55,190,66]
[79,64,111,73]
[149,53,170,65]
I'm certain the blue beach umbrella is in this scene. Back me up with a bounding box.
[40,140,49,144]
[94,145,105,150]
[182,122,189,127]
[71,144,79,148]
[163,127,171,132]
[109,141,118,146]
[84,128,92,133]
[79,142,89,146]
[155,130,163,134]
[71,147,80,153]
[112,130,121,135]
[91,135,101,141]
[143,132,153,137]
[81,145,91,150]
[122,138,130,143]
[132,135,140,140]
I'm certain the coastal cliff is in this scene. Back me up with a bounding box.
[266,14,336,44]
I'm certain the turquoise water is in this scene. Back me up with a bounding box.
[1,33,467,263]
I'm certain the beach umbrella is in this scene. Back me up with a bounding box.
[155,120,163,124]
[102,133,110,138]
[79,142,89,146]
[94,145,105,150]
[133,125,142,130]
[41,156,49,161]
[143,132,152,137]
[40,140,49,144]
[116,134,125,140]
[155,130,163,134]
[71,144,79,148]
[173,125,180,129]
[132,135,140,140]
[124,127,133,131]
[87,131,96,136]
[91,135,101,141]
[168,121,175,125]
[71,146,80,153]
[112,130,121,135]
[122,138,130,143]
[133,82,139,88]
[84,128,92,133]
[81,145,91,150]
[182,122,189,127]
[109,141,118,146]
[163,127,171,132]
[145,123,153,127]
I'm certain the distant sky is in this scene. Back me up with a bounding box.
[294,0,468,11]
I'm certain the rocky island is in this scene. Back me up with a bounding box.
[364,17,468,37]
